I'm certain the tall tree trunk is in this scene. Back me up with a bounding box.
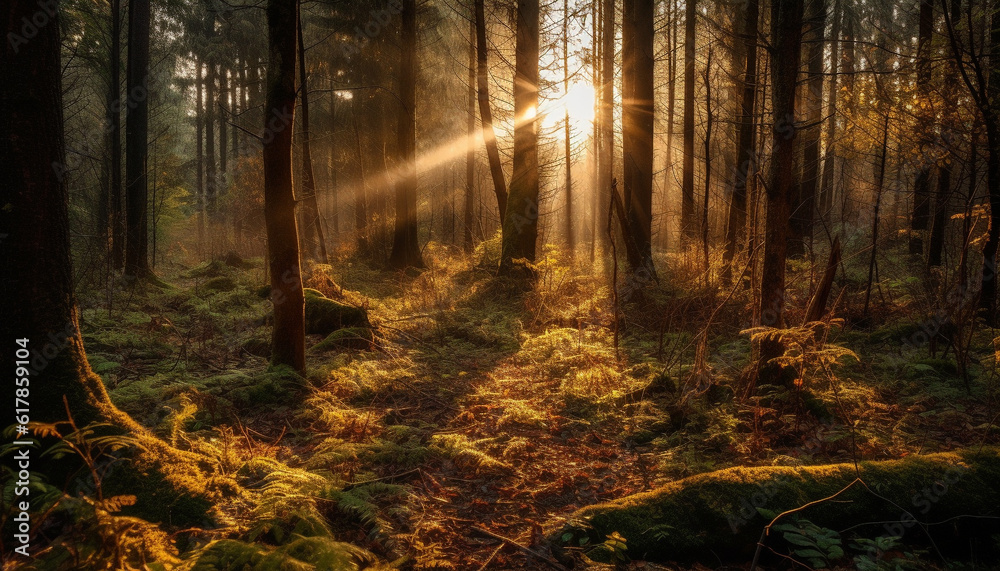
[196,57,205,251]
[389,0,424,269]
[475,0,508,218]
[124,0,151,277]
[930,0,963,267]
[702,48,713,279]
[263,0,305,374]
[760,0,803,329]
[219,67,228,180]
[2,0,110,426]
[910,0,934,256]
[864,114,891,315]
[296,4,329,264]
[563,0,574,255]
[327,77,339,235]
[499,0,540,277]
[839,5,855,222]
[230,65,238,158]
[818,0,841,218]
[590,0,602,262]
[622,0,656,277]
[723,0,759,280]
[790,0,824,259]
[681,0,696,241]
[205,61,217,218]
[748,0,803,397]
[598,0,615,255]
[980,4,1000,321]
[662,0,677,252]
[352,96,368,249]
[465,12,477,254]
[108,0,125,270]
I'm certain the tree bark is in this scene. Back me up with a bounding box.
[196,57,205,250]
[205,59,217,218]
[622,0,656,278]
[981,4,1000,321]
[759,0,803,329]
[124,0,151,277]
[108,0,125,270]
[465,12,477,254]
[723,0,759,281]
[789,0,824,259]
[389,0,425,269]
[263,0,306,374]
[563,0,574,255]
[818,0,841,219]
[910,0,935,256]
[296,4,329,264]
[2,0,108,426]
[499,0,540,278]
[596,0,615,257]
[474,0,508,218]
[219,67,228,179]
[681,0,696,241]
[929,0,963,267]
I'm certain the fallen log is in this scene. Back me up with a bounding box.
[548,448,1000,565]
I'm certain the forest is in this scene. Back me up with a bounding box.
[4,0,1000,568]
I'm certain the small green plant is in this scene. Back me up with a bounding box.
[851,535,929,570]
[600,531,628,563]
[773,518,844,568]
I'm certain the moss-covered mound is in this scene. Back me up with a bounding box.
[313,327,375,352]
[549,448,1000,564]
[304,288,370,335]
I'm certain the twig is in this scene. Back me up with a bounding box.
[471,526,567,571]
[750,478,865,571]
[477,542,506,571]
[342,468,420,491]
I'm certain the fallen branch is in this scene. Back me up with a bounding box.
[472,526,568,570]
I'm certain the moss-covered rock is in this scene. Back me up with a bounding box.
[304,288,370,335]
[549,448,1000,564]
[202,276,236,293]
[241,335,271,358]
[186,260,230,278]
[221,251,254,269]
[312,327,375,352]
[228,366,304,406]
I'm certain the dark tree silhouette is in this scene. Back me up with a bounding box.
[263,0,306,374]
[124,0,151,277]
[389,0,425,269]
[621,0,656,278]
[499,0,540,278]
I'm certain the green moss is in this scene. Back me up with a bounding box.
[313,327,375,352]
[102,461,215,528]
[202,276,236,293]
[186,260,231,278]
[304,289,370,335]
[241,335,271,358]
[550,448,1000,564]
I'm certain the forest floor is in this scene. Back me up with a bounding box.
[68,236,1000,569]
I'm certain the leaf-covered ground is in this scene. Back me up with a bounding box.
[57,239,1000,569]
